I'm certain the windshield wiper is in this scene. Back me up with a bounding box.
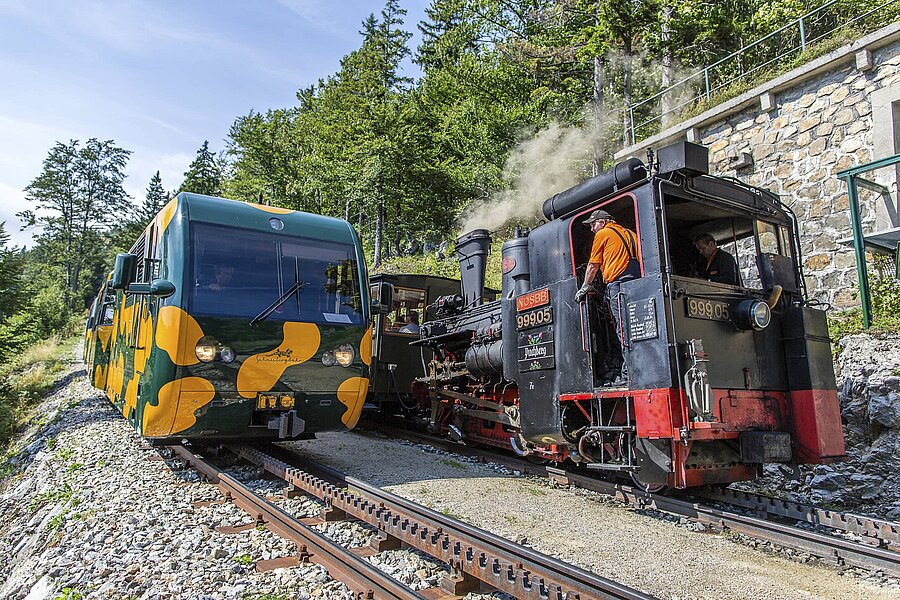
[250,279,308,327]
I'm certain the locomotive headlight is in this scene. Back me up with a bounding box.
[219,345,236,363]
[321,350,336,367]
[733,299,771,331]
[751,302,771,330]
[334,344,355,367]
[195,336,218,362]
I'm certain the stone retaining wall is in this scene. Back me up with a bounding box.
[619,27,900,308]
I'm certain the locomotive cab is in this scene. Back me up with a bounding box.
[419,141,845,490]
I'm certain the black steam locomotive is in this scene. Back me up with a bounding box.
[403,141,844,490]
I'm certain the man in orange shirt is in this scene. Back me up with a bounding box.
[574,209,640,302]
[575,209,640,386]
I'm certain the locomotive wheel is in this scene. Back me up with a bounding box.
[629,470,668,494]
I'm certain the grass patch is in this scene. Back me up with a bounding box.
[0,335,77,458]
[440,458,466,470]
[234,554,254,565]
[827,273,900,356]
[54,589,84,600]
[441,507,463,520]
[29,482,76,511]
[519,484,547,496]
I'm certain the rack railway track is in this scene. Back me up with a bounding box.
[168,443,656,600]
[366,425,900,578]
[167,444,425,600]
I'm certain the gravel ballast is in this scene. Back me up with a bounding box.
[0,358,512,599]
[285,430,900,600]
[2,353,898,599]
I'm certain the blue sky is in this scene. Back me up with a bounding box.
[0,0,429,247]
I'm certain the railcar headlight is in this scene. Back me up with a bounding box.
[195,336,218,362]
[321,350,336,367]
[334,344,355,367]
[219,345,236,363]
[733,300,771,331]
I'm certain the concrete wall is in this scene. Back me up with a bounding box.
[617,24,900,308]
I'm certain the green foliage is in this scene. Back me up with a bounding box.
[180,140,224,196]
[233,553,254,565]
[828,274,900,354]
[19,139,132,310]
[29,482,75,511]
[0,336,76,453]
[54,588,84,600]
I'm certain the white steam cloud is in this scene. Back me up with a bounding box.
[457,120,601,234]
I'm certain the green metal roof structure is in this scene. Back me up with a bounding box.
[837,153,900,328]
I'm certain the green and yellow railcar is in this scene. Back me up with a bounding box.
[85,192,372,442]
[84,275,115,390]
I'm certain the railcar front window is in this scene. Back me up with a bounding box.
[189,223,363,325]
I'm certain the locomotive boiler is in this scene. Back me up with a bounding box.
[413,141,845,490]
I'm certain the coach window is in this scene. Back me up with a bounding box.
[385,287,425,335]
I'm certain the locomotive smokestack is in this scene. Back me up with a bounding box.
[456,229,492,307]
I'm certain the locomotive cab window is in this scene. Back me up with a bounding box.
[662,192,766,289]
[384,287,425,335]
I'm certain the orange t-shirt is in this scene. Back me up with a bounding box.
[588,223,637,283]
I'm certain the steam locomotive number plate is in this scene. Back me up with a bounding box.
[685,297,731,322]
[516,306,553,330]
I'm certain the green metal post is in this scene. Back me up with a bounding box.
[895,243,900,280]
[844,174,872,328]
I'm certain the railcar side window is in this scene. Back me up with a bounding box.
[385,287,425,335]
[101,290,115,326]
[757,221,779,255]
[189,223,364,325]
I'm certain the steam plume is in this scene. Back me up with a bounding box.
[457,121,600,234]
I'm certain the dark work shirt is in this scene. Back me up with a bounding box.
[699,248,738,285]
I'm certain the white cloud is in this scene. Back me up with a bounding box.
[274,0,345,37]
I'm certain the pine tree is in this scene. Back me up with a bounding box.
[0,223,25,320]
[179,140,222,196]
[140,171,168,224]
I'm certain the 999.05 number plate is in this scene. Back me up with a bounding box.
[516,306,553,330]
[685,296,731,322]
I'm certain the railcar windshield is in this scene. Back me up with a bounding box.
[189,222,364,325]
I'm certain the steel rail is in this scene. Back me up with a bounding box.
[699,486,900,550]
[167,445,426,600]
[366,426,900,577]
[234,444,656,600]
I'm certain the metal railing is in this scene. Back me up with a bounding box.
[625,0,898,146]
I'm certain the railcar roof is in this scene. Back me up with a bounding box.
[175,192,356,242]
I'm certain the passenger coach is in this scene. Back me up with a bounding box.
[85,193,371,442]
